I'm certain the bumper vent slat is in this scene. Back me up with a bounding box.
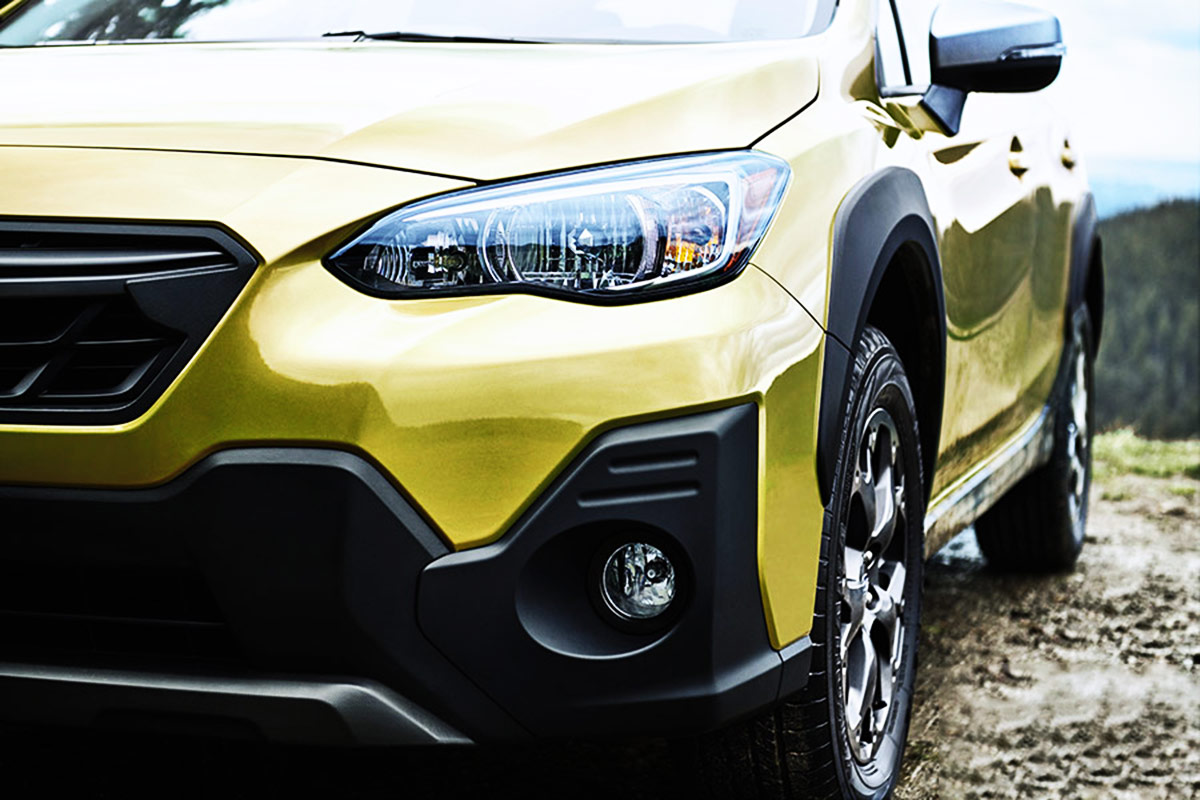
[0,220,257,424]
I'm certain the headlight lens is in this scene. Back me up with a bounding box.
[326,152,790,301]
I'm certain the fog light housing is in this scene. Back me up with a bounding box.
[600,542,676,620]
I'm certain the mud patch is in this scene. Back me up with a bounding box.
[896,474,1200,798]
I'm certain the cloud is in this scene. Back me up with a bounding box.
[1027,0,1200,162]
[1053,0,1199,49]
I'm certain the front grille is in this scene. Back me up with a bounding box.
[0,220,257,424]
[0,560,242,667]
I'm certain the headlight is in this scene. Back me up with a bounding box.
[325,152,790,302]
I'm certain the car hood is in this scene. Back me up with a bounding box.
[0,41,818,181]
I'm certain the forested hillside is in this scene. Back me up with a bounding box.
[1094,199,1200,438]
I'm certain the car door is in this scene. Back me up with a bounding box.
[1021,119,1077,422]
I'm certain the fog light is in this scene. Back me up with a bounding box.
[601,542,676,620]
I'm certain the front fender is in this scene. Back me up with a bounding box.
[816,167,946,504]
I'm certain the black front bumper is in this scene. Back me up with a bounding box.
[0,404,810,744]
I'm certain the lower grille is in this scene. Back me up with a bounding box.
[0,560,242,667]
[0,220,257,425]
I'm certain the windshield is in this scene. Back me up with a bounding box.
[0,0,838,45]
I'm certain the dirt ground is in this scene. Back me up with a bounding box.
[896,473,1200,799]
[1,472,1196,799]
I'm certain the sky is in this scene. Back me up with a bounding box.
[1024,0,1200,214]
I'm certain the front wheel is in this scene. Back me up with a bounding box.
[686,326,924,800]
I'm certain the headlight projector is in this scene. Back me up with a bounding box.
[600,541,677,621]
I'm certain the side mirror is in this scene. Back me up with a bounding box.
[920,0,1064,135]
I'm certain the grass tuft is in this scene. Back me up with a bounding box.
[1093,429,1200,480]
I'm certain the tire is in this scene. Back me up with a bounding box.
[975,305,1095,572]
[683,325,925,800]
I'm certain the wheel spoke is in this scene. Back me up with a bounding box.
[1066,330,1090,526]
[882,561,906,608]
[843,634,867,738]
[1067,423,1083,492]
[856,630,879,747]
[1071,347,1088,439]
[841,547,868,660]
[873,643,895,729]
[844,622,879,752]
[868,448,897,558]
[878,560,906,672]
[854,456,877,537]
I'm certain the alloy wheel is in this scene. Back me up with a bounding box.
[1065,324,1089,534]
[840,407,909,764]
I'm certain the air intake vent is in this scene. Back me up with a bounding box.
[0,220,257,424]
[0,560,242,667]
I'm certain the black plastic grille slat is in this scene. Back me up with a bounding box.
[43,352,159,398]
[0,227,234,278]
[0,221,257,423]
[0,247,229,276]
[0,560,242,666]
[0,294,183,405]
[1,360,45,397]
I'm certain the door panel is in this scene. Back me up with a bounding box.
[1021,127,1075,422]
[929,129,1038,494]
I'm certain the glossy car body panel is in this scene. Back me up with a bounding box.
[0,41,818,181]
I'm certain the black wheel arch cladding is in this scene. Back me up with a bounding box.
[1068,192,1104,352]
[817,167,947,507]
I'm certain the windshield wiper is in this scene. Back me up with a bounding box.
[322,30,542,44]
[322,30,540,44]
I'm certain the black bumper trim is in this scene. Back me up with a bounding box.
[0,662,470,746]
[420,403,813,737]
[0,448,527,743]
[1,407,816,744]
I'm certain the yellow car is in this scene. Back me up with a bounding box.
[0,1,1101,797]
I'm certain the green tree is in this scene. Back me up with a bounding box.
[1094,199,1200,438]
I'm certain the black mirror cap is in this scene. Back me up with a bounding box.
[930,0,1064,93]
